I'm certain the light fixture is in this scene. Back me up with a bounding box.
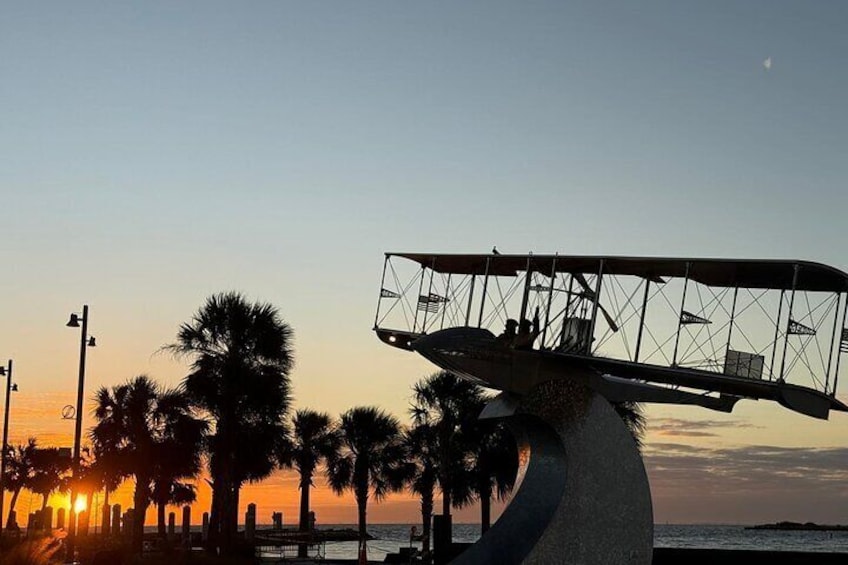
[11,384,18,392]
[66,313,81,328]
[0,367,4,376]
[87,337,96,347]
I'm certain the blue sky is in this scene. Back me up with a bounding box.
[2,1,848,523]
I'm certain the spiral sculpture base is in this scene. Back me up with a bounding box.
[453,379,653,565]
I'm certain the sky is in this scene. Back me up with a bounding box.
[1,1,847,526]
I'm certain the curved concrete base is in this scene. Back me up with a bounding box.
[454,380,653,565]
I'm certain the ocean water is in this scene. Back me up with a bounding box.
[257,523,848,561]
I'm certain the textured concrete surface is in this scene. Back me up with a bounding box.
[454,379,653,565]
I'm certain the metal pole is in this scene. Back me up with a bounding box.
[725,287,739,355]
[420,259,436,332]
[832,293,848,396]
[518,256,533,322]
[769,290,785,380]
[464,275,476,327]
[440,274,451,330]
[412,266,426,333]
[778,266,800,382]
[541,256,558,347]
[634,280,651,363]
[0,359,12,531]
[825,292,841,392]
[477,257,491,327]
[559,274,576,348]
[671,262,691,367]
[587,260,605,354]
[373,255,389,329]
[67,305,89,559]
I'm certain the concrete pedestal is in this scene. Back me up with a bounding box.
[452,380,653,565]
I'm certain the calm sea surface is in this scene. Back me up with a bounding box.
[255,523,848,560]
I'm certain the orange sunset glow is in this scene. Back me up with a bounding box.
[3,7,848,565]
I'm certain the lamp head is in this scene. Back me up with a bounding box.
[0,367,5,376]
[87,337,96,347]
[11,383,17,392]
[66,313,81,328]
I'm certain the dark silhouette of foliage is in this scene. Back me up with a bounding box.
[403,422,439,555]
[468,417,517,534]
[411,371,486,517]
[2,438,38,529]
[152,480,197,537]
[612,401,647,451]
[90,375,206,553]
[28,446,71,511]
[83,443,125,531]
[165,292,293,554]
[327,407,411,552]
[283,409,341,558]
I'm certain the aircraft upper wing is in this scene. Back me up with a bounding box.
[390,253,848,292]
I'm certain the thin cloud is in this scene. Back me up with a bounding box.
[645,443,848,495]
[649,418,757,438]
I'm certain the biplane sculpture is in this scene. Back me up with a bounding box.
[374,253,848,564]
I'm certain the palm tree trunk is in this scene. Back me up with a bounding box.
[207,482,221,552]
[480,482,492,534]
[298,472,311,558]
[357,498,368,546]
[218,462,235,553]
[355,479,369,546]
[157,502,167,538]
[41,492,49,511]
[421,486,433,555]
[6,487,22,529]
[298,472,311,531]
[231,482,240,540]
[132,476,149,554]
[102,488,111,535]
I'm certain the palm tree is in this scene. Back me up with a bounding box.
[403,422,439,556]
[285,409,341,557]
[2,439,38,529]
[90,375,206,553]
[612,401,646,451]
[28,446,71,511]
[165,292,293,553]
[327,407,410,557]
[411,372,485,518]
[469,419,517,534]
[85,444,125,533]
[151,480,197,538]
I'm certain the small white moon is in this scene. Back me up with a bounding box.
[763,57,772,70]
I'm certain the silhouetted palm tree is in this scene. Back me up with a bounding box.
[152,480,197,538]
[28,446,71,511]
[90,375,206,553]
[411,372,485,517]
[612,401,646,451]
[404,422,439,556]
[85,443,125,532]
[2,438,38,529]
[284,409,341,557]
[327,407,410,557]
[165,292,293,553]
[469,418,517,534]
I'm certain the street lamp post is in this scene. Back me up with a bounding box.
[0,359,17,533]
[66,305,95,560]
